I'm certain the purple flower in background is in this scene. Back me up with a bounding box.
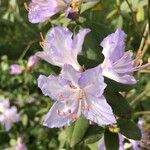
[36,26,90,71]
[100,29,150,84]
[38,64,116,128]
[27,55,39,69]
[0,99,20,131]
[27,0,95,23]
[0,99,10,112]
[15,138,27,150]
[10,64,23,75]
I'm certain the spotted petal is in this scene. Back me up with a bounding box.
[43,99,79,128]
[38,74,76,101]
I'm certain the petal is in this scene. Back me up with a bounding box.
[83,95,116,125]
[100,29,126,63]
[38,74,76,101]
[43,99,79,128]
[102,67,137,84]
[60,64,81,87]
[28,0,65,23]
[10,64,23,75]
[42,26,82,71]
[79,66,106,97]
[72,28,91,56]
[35,51,55,65]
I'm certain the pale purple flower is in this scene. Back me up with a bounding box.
[38,64,116,128]
[10,64,23,75]
[15,138,27,150]
[28,0,95,23]
[0,99,10,113]
[27,55,39,69]
[36,26,90,71]
[100,29,150,84]
[0,101,20,131]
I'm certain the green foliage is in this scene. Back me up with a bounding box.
[117,118,142,140]
[66,117,89,147]
[105,90,132,119]
[104,130,119,150]
[0,0,150,150]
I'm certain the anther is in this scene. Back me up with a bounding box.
[24,2,29,11]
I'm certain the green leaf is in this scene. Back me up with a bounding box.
[136,7,144,22]
[87,141,99,150]
[84,126,104,144]
[80,0,100,13]
[104,130,119,150]
[117,118,142,140]
[0,131,10,145]
[65,123,75,144]
[105,90,132,119]
[69,117,89,147]
[22,114,28,127]
[105,77,137,92]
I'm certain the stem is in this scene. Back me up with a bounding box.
[137,23,148,55]
[148,0,150,36]
[130,90,148,106]
[134,111,150,116]
[125,0,138,28]
[139,69,150,73]
[137,0,150,59]
[18,41,35,60]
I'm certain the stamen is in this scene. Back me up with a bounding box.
[57,109,67,116]
[39,32,47,48]
[24,2,29,11]
[112,51,133,66]
[59,94,64,101]
[69,84,77,89]
[71,113,79,120]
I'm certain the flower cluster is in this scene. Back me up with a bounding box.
[26,1,150,149]
[14,138,27,150]
[36,26,150,128]
[0,99,20,131]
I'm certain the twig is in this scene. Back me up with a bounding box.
[148,0,150,36]
[18,41,35,60]
[125,0,138,28]
[139,69,150,74]
[130,90,148,106]
[134,111,150,116]
[137,23,149,56]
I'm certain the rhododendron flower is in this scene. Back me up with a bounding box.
[0,99,20,131]
[100,29,150,84]
[27,55,39,69]
[38,64,116,128]
[10,64,23,75]
[36,26,90,71]
[28,0,95,23]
